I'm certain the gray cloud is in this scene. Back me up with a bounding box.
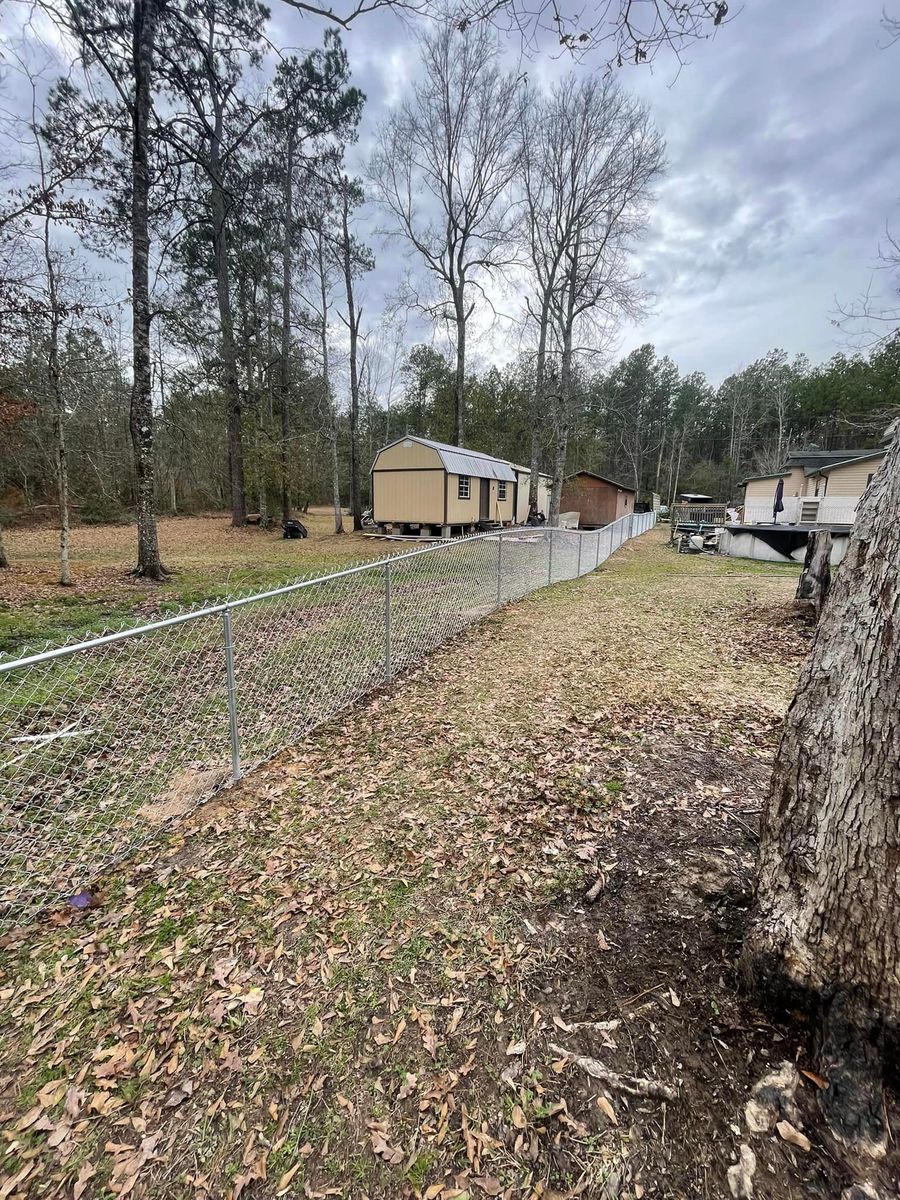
[308,0,898,383]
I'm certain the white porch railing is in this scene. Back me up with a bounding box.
[743,497,859,525]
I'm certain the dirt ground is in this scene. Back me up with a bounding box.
[0,510,386,653]
[2,532,893,1199]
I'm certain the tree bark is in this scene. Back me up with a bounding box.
[131,0,165,578]
[209,100,245,527]
[745,425,900,1147]
[317,229,342,535]
[527,302,550,515]
[341,191,362,531]
[0,523,8,568]
[549,254,578,525]
[795,529,832,619]
[279,128,294,526]
[42,212,71,587]
[453,286,466,447]
[549,319,572,524]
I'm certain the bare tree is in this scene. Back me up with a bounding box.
[519,76,663,520]
[369,19,523,446]
[275,0,730,68]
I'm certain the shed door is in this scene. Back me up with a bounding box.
[479,478,490,520]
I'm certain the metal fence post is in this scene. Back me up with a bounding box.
[384,561,392,682]
[222,606,242,782]
[547,528,554,585]
[576,533,582,577]
[496,532,503,607]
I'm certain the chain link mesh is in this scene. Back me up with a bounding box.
[0,513,655,923]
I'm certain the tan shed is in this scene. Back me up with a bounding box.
[371,436,519,536]
[559,471,636,529]
[510,464,553,523]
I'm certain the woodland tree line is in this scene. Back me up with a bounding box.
[2,326,896,543]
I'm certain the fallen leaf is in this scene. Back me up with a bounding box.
[37,1078,68,1108]
[776,1120,811,1152]
[668,989,681,1008]
[471,1176,502,1195]
[596,1095,618,1125]
[276,1162,302,1194]
[800,1069,828,1090]
[74,1162,97,1200]
[505,1040,526,1057]
[238,987,264,1016]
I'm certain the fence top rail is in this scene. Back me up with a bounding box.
[0,518,638,675]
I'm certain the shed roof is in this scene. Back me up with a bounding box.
[377,436,516,482]
[566,470,635,493]
[810,449,885,476]
[739,471,789,486]
[781,447,878,473]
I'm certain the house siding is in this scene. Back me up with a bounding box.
[824,456,884,497]
[375,440,442,470]
[372,467,444,525]
[743,466,806,505]
[560,474,635,527]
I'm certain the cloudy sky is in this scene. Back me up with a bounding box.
[269,0,899,384]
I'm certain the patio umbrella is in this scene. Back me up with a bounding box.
[773,476,785,523]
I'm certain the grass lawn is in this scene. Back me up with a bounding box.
[0,511,389,656]
[0,532,853,1200]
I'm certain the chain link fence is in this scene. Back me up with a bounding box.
[0,512,655,924]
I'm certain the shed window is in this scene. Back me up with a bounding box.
[497,481,507,501]
[458,475,470,500]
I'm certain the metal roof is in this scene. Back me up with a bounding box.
[383,436,516,482]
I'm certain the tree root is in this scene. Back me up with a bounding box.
[550,1043,678,1101]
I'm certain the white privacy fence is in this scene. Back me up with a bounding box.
[0,512,655,924]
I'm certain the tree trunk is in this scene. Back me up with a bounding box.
[131,0,165,578]
[795,528,832,619]
[341,193,362,531]
[453,288,466,447]
[42,209,72,587]
[279,129,294,526]
[317,229,342,535]
[744,425,900,1153]
[669,426,686,509]
[209,108,245,527]
[549,260,577,525]
[0,523,8,568]
[549,321,572,525]
[528,301,550,514]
